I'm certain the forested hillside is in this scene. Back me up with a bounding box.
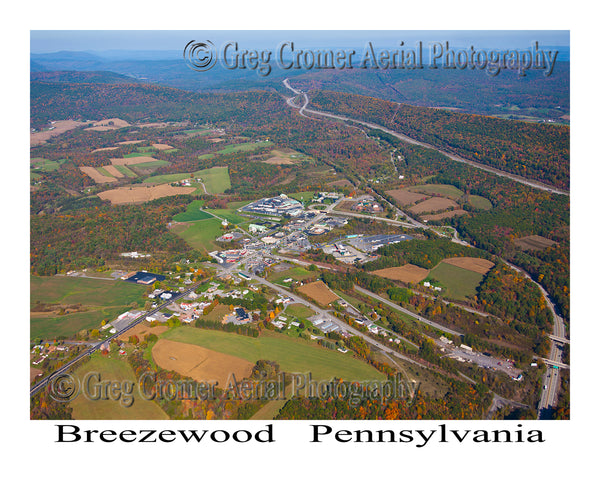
[310,90,569,190]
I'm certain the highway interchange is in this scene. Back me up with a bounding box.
[282,78,570,417]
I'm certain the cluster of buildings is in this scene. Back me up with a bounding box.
[111,310,145,331]
[209,248,248,264]
[171,178,201,187]
[119,251,151,259]
[351,195,383,214]
[346,234,414,253]
[216,231,244,242]
[312,192,342,203]
[306,216,348,236]
[242,194,303,217]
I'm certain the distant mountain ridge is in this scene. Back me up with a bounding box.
[29,49,570,121]
[30,70,142,84]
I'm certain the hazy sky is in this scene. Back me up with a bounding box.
[30,30,570,53]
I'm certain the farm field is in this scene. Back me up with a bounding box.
[98,184,195,204]
[160,327,386,381]
[31,157,68,172]
[268,266,317,286]
[408,197,459,214]
[143,172,199,184]
[92,146,119,153]
[130,159,170,169]
[514,235,558,251]
[385,188,430,206]
[297,280,340,306]
[196,166,231,194]
[30,275,146,307]
[86,118,131,131]
[31,306,125,341]
[199,141,271,160]
[30,120,87,146]
[110,155,161,165]
[173,199,212,222]
[30,275,147,340]
[467,195,493,210]
[123,152,156,158]
[70,354,169,420]
[422,209,468,221]
[409,184,465,200]
[144,166,230,194]
[152,339,254,385]
[80,166,117,183]
[171,217,223,252]
[429,262,484,300]
[152,143,174,150]
[102,164,124,178]
[263,148,311,165]
[372,264,430,283]
[113,164,137,178]
[441,257,495,274]
[117,323,168,341]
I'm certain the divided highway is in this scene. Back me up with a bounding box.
[282,78,570,416]
[282,79,569,197]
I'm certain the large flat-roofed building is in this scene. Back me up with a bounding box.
[242,194,303,217]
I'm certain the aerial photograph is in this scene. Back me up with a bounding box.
[29,30,570,422]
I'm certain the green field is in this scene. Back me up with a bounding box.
[123,152,154,158]
[31,307,126,341]
[410,184,464,200]
[69,354,169,420]
[144,172,197,184]
[198,141,271,161]
[428,262,484,300]
[287,191,321,203]
[268,266,317,286]
[196,166,231,194]
[31,157,68,172]
[95,166,114,178]
[171,217,223,252]
[143,166,230,194]
[173,200,212,222]
[113,164,137,178]
[30,275,147,340]
[283,303,314,321]
[184,128,212,135]
[205,207,247,225]
[131,160,170,169]
[467,195,493,210]
[160,327,386,382]
[31,275,146,306]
